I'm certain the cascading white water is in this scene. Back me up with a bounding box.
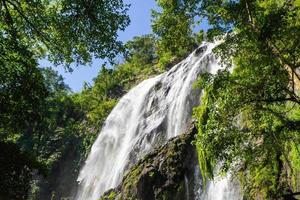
[201,175,241,200]
[199,164,241,200]
[75,42,240,200]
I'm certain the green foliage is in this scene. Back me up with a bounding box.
[0,141,45,200]
[0,1,130,197]
[240,158,281,199]
[152,0,200,69]
[289,106,300,191]
[0,65,85,199]
[0,0,130,66]
[120,34,160,83]
[192,0,300,199]
[125,34,157,66]
[107,191,116,199]
[75,35,160,152]
[40,67,71,95]
[0,36,47,134]
[2,0,300,199]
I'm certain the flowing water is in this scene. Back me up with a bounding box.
[201,175,241,200]
[75,42,241,200]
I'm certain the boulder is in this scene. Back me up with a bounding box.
[100,125,202,200]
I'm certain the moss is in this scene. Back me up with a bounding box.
[99,189,119,200]
[121,164,143,197]
[107,191,116,199]
[149,171,155,177]
[156,180,186,200]
[99,125,198,200]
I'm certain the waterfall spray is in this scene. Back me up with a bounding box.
[75,42,240,200]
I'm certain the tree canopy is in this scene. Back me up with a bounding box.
[0,33,161,199]
[0,0,130,134]
[1,0,300,199]
[191,0,300,199]
[0,0,130,66]
[0,36,47,134]
[0,1,131,198]
[151,0,203,68]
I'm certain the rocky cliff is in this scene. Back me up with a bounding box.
[100,126,201,200]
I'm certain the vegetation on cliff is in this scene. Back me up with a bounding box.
[0,1,156,199]
[190,0,300,199]
[0,33,165,199]
[1,0,300,199]
[149,0,300,198]
[99,127,199,200]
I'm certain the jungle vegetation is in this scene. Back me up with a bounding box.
[1,0,300,200]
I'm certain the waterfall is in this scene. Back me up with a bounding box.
[75,42,239,200]
[201,176,241,200]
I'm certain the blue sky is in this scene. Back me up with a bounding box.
[41,0,209,92]
[40,0,157,92]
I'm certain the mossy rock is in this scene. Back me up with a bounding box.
[99,125,200,200]
[99,189,119,200]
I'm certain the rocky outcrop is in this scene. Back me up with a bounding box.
[100,126,202,200]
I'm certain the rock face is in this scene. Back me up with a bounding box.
[100,126,201,200]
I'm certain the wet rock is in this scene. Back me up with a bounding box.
[99,125,200,200]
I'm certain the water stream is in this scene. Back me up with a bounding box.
[75,42,241,200]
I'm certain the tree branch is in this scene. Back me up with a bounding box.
[283,192,300,199]
[239,1,300,86]
[5,0,62,54]
[2,0,17,38]
[244,0,254,25]
[244,97,300,105]
[6,0,50,43]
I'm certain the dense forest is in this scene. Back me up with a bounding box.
[1,0,300,200]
